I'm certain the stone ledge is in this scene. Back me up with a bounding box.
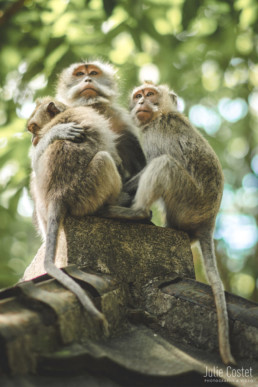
[23,216,195,287]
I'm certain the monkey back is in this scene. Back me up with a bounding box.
[141,112,224,211]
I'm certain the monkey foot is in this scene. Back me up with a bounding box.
[221,350,237,366]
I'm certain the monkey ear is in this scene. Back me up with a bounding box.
[47,102,61,117]
[169,91,178,107]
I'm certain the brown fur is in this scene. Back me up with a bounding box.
[28,97,122,333]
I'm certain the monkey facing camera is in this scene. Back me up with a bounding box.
[55,60,146,183]
[101,81,236,365]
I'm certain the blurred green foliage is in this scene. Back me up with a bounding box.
[0,0,257,300]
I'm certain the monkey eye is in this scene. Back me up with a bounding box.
[146,91,154,97]
[135,94,142,99]
[89,71,98,76]
[75,71,85,76]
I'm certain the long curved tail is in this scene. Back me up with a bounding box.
[44,200,108,334]
[199,231,236,365]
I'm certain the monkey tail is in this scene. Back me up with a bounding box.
[44,200,109,335]
[199,231,236,365]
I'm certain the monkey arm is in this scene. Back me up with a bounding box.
[32,122,85,167]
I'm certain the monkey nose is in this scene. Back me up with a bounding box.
[84,78,92,83]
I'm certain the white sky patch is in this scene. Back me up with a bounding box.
[220,186,235,211]
[3,76,19,101]
[16,101,36,119]
[139,64,160,84]
[17,188,34,217]
[218,98,248,123]
[251,154,258,175]
[102,19,116,34]
[177,97,185,112]
[221,184,258,212]
[215,213,258,252]
[0,161,19,187]
[18,61,28,74]
[189,105,221,135]
[242,173,258,189]
[29,74,47,90]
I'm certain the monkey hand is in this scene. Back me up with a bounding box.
[48,122,86,143]
[31,122,87,167]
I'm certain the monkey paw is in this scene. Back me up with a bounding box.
[51,122,86,143]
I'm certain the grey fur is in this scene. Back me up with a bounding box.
[101,85,236,365]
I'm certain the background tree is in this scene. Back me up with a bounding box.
[0,0,257,301]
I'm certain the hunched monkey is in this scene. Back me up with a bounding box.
[27,97,123,333]
[101,82,236,365]
[55,60,146,182]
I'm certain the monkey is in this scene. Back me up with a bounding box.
[27,96,123,334]
[54,60,146,185]
[99,82,236,365]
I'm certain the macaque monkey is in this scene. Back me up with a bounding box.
[101,82,236,365]
[27,97,123,333]
[55,60,146,183]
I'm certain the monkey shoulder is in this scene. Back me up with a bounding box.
[160,112,218,153]
[159,112,222,180]
[158,112,192,134]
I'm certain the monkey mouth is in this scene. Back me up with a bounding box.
[136,109,151,114]
[80,87,99,95]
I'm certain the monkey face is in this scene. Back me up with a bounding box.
[56,61,118,106]
[27,98,66,146]
[66,63,116,103]
[130,83,178,126]
[72,64,101,98]
[132,87,159,125]
[27,104,51,146]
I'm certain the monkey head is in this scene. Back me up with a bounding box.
[130,82,178,126]
[56,60,118,107]
[27,97,66,145]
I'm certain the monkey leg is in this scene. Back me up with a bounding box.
[45,200,109,335]
[98,154,190,221]
[94,151,122,205]
[134,154,217,231]
[131,155,173,211]
[132,154,197,211]
[69,151,122,217]
[199,231,236,365]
